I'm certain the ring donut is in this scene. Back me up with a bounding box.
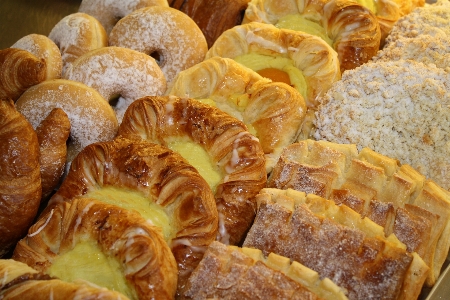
[13,197,178,299]
[117,95,267,246]
[11,34,63,80]
[44,137,218,294]
[64,46,167,123]
[109,6,208,84]
[79,0,169,35]
[15,79,118,163]
[48,12,108,74]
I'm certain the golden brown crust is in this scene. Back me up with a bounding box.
[36,108,70,200]
[0,48,46,101]
[117,96,267,247]
[45,137,217,294]
[13,198,178,300]
[0,98,41,257]
[167,56,307,172]
[171,0,251,48]
[0,259,130,300]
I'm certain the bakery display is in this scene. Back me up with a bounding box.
[243,0,381,72]
[0,48,47,101]
[13,197,178,299]
[243,188,429,300]
[182,241,348,299]
[15,79,118,164]
[167,56,307,172]
[78,0,169,35]
[109,6,208,84]
[11,34,63,80]
[0,99,41,258]
[48,13,108,75]
[268,139,450,286]
[44,137,218,294]
[0,259,131,300]
[63,46,167,123]
[117,96,266,246]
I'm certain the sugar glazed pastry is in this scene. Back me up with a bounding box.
[314,59,450,191]
[44,137,218,294]
[117,96,267,246]
[243,0,381,72]
[109,6,208,84]
[15,79,118,164]
[64,46,167,123]
[268,139,450,286]
[78,0,169,35]
[243,188,429,300]
[169,0,251,48]
[0,48,46,101]
[0,99,41,257]
[11,34,63,80]
[182,241,348,299]
[13,197,178,299]
[167,56,307,172]
[48,12,108,74]
[0,259,131,300]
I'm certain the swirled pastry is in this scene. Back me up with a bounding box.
[243,0,381,72]
[0,259,130,300]
[44,137,218,294]
[167,57,306,172]
[268,139,450,286]
[205,22,340,109]
[13,197,178,300]
[0,98,41,257]
[117,96,267,246]
[243,188,430,300]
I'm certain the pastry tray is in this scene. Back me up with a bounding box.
[0,0,448,299]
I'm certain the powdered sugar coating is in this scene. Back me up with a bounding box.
[109,6,208,84]
[64,46,167,123]
[314,60,450,189]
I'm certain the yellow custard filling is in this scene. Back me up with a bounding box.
[275,14,333,47]
[234,53,308,100]
[354,0,377,14]
[84,187,173,241]
[166,138,222,194]
[48,241,137,299]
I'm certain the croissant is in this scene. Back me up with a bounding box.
[169,0,251,48]
[167,57,307,172]
[0,48,47,101]
[13,197,178,299]
[44,137,218,294]
[0,259,130,300]
[117,96,267,247]
[0,98,41,257]
[243,188,430,300]
[36,108,70,200]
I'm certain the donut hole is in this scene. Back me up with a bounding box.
[109,93,121,107]
[149,51,164,66]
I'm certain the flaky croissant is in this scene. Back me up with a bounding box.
[0,48,47,101]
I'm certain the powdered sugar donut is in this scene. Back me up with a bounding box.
[11,34,63,80]
[48,12,108,74]
[64,46,167,123]
[79,0,169,34]
[15,79,118,163]
[109,6,208,84]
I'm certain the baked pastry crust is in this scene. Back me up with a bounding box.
[0,259,130,300]
[243,0,381,72]
[268,140,450,286]
[0,98,41,257]
[117,96,267,246]
[45,137,218,293]
[167,56,307,172]
[0,48,46,101]
[13,197,178,299]
[243,188,429,300]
